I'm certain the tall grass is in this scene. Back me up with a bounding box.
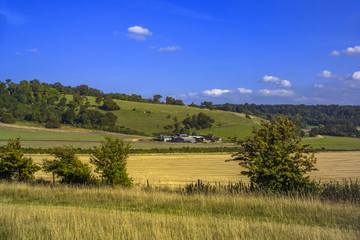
[0,182,359,239]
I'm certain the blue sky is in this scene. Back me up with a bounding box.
[0,0,359,104]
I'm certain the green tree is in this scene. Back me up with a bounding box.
[153,94,162,103]
[42,146,93,184]
[228,116,317,192]
[0,138,40,181]
[91,136,132,186]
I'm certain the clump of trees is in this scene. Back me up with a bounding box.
[228,116,317,192]
[0,137,133,187]
[182,112,215,130]
[164,113,215,135]
[0,138,40,181]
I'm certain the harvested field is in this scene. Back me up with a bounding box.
[29,151,360,186]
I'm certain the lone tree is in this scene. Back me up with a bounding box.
[228,116,317,192]
[0,138,40,181]
[91,136,132,186]
[42,146,93,184]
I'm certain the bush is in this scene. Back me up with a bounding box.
[42,146,93,184]
[0,113,16,123]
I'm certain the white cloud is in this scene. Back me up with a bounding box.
[316,70,333,78]
[113,30,120,36]
[127,26,152,35]
[279,80,291,87]
[203,89,230,96]
[329,50,340,56]
[262,75,280,83]
[15,52,22,55]
[158,46,182,52]
[25,48,38,52]
[257,89,294,97]
[127,26,152,41]
[237,88,253,94]
[352,71,360,81]
[343,46,360,55]
[261,75,292,88]
[313,84,324,88]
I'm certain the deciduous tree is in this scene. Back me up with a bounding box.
[228,116,317,192]
[91,136,132,186]
[0,138,40,181]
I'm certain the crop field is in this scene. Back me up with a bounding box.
[29,151,360,186]
[2,122,360,150]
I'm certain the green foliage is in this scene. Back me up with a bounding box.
[45,118,61,128]
[102,96,120,111]
[0,138,39,181]
[0,113,16,123]
[229,116,317,192]
[309,127,319,137]
[182,112,215,130]
[91,136,132,186]
[42,146,93,184]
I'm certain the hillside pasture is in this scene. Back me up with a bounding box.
[86,96,260,138]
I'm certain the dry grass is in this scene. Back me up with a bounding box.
[29,151,360,186]
[0,182,359,240]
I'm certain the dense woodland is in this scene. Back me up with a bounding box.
[1,79,360,138]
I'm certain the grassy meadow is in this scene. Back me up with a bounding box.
[84,95,260,138]
[0,182,359,240]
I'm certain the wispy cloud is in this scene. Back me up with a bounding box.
[126,26,152,41]
[257,89,294,97]
[15,48,38,55]
[261,75,292,88]
[138,1,230,22]
[237,88,253,94]
[313,84,324,88]
[25,48,38,52]
[329,50,340,56]
[203,89,230,96]
[158,46,182,52]
[0,8,26,25]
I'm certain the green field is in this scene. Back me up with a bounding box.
[0,182,358,240]
[303,135,360,150]
[2,122,360,150]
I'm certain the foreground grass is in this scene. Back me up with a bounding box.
[0,182,359,240]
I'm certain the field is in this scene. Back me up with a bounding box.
[85,95,260,138]
[0,182,359,240]
[30,151,360,186]
[2,122,360,150]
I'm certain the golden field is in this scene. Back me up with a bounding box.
[29,151,360,186]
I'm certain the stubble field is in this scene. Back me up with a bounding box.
[29,151,360,186]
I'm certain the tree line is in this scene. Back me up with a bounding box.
[192,102,360,137]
